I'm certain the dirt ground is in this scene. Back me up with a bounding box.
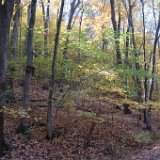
[2,83,160,160]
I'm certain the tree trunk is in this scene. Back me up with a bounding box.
[41,0,50,58]
[0,0,14,156]
[24,4,31,56]
[140,0,148,102]
[41,0,50,89]
[110,0,122,64]
[19,7,22,58]
[47,0,65,140]
[20,0,37,129]
[128,0,143,103]
[10,0,21,59]
[63,0,80,59]
[149,15,160,100]
[78,5,84,63]
[124,26,129,65]
[146,107,152,130]
[152,0,160,58]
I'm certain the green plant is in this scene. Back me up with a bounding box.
[133,131,152,143]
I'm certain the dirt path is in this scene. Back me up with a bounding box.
[131,145,160,160]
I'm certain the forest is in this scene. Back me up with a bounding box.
[0,0,160,159]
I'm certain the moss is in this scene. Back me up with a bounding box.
[133,131,152,143]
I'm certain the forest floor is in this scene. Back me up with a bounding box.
[2,83,160,160]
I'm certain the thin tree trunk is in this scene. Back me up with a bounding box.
[110,0,122,64]
[149,15,160,100]
[146,107,152,130]
[152,0,160,58]
[0,0,14,156]
[24,4,31,56]
[63,0,80,59]
[125,26,129,65]
[129,0,143,103]
[140,0,148,102]
[140,0,149,126]
[19,8,22,58]
[41,0,50,58]
[41,0,50,88]
[10,0,21,59]
[78,6,84,63]
[47,0,65,140]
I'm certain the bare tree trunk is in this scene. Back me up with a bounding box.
[124,26,129,65]
[140,0,150,127]
[41,0,50,58]
[140,0,148,102]
[110,0,122,64]
[41,0,50,88]
[146,107,152,130]
[63,0,80,59]
[78,4,84,63]
[129,0,143,103]
[24,4,31,56]
[47,0,65,140]
[149,15,160,100]
[10,0,21,59]
[19,8,22,58]
[122,0,130,65]
[152,0,160,58]
[19,0,37,130]
[0,0,14,156]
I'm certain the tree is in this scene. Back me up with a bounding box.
[0,0,14,156]
[123,0,143,103]
[19,0,37,130]
[63,0,80,59]
[78,1,84,63]
[140,0,147,102]
[24,3,31,56]
[47,0,65,140]
[41,0,50,58]
[10,0,21,59]
[149,14,160,100]
[110,0,122,64]
[152,0,160,58]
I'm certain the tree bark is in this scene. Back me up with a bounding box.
[129,0,143,103]
[63,0,80,59]
[10,0,21,59]
[149,15,160,100]
[24,4,31,56]
[41,0,50,58]
[0,0,14,156]
[140,0,148,102]
[110,0,122,64]
[152,0,160,58]
[146,107,152,130]
[78,4,84,63]
[47,0,65,140]
[21,0,37,128]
